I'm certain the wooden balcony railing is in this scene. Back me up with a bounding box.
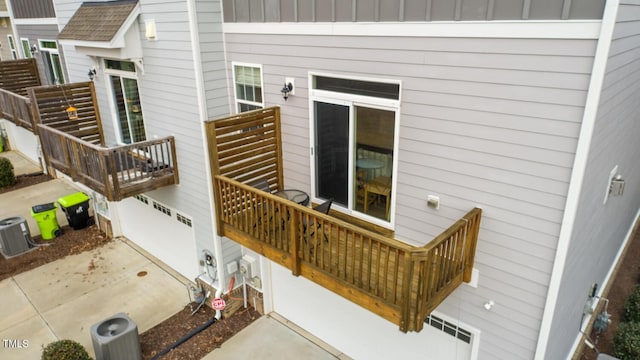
[38,124,179,201]
[213,175,481,332]
[0,88,35,131]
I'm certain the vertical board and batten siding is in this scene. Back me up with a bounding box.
[222,0,605,22]
[223,31,596,359]
[544,2,640,359]
[53,0,234,279]
[10,0,55,18]
[14,24,67,85]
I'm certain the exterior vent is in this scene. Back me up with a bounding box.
[425,315,472,344]
[134,194,149,205]
[0,216,32,258]
[152,201,171,216]
[176,213,192,227]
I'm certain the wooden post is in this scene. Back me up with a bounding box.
[289,207,301,276]
[463,208,482,282]
[398,251,415,333]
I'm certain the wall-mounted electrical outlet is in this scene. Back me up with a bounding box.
[427,195,440,210]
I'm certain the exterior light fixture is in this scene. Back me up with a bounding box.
[30,44,38,54]
[88,68,97,81]
[281,82,293,101]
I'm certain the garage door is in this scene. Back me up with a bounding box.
[117,195,198,279]
[270,262,476,360]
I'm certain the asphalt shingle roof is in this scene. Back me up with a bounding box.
[58,0,138,42]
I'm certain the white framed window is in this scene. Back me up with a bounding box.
[309,72,400,228]
[20,38,32,58]
[7,35,17,59]
[104,59,145,144]
[232,63,263,113]
[38,39,65,84]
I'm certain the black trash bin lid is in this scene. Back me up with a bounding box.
[32,203,56,213]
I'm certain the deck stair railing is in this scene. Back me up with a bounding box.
[213,175,481,332]
[38,124,179,201]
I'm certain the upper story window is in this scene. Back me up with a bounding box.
[233,63,263,113]
[20,38,32,58]
[38,40,65,84]
[7,35,17,59]
[310,73,400,227]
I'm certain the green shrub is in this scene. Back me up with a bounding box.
[614,322,640,360]
[41,339,92,360]
[0,157,15,188]
[624,285,640,322]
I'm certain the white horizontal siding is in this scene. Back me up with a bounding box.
[544,2,640,358]
[224,30,595,359]
[52,0,226,283]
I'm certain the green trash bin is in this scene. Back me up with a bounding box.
[31,203,61,240]
[58,192,92,230]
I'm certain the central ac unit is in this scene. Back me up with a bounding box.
[0,216,32,258]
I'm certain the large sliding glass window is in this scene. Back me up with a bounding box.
[310,74,399,225]
[233,63,263,113]
[39,40,65,84]
[105,60,145,144]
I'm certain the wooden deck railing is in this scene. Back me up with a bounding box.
[38,124,179,201]
[213,175,481,332]
[0,88,35,131]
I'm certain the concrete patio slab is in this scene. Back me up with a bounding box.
[0,314,56,360]
[4,239,189,359]
[0,150,41,176]
[0,279,39,332]
[0,178,79,236]
[14,241,151,312]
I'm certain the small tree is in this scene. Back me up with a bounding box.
[0,157,15,188]
[624,285,640,323]
[41,339,92,360]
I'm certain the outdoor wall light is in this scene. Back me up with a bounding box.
[88,68,97,81]
[30,44,38,54]
[281,82,293,101]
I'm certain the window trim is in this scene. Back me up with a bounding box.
[7,35,17,59]
[20,38,31,58]
[37,39,65,84]
[232,62,264,113]
[308,71,401,229]
[104,59,146,145]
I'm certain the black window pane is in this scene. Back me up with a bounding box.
[315,76,399,100]
[315,102,349,206]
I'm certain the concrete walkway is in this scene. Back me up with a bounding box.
[0,150,41,176]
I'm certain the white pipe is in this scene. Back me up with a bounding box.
[214,288,223,320]
[242,275,248,309]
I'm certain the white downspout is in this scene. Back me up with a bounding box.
[533,1,619,359]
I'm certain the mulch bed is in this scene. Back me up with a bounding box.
[0,224,110,282]
[0,173,52,195]
[141,305,261,360]
[1,175,262,359]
